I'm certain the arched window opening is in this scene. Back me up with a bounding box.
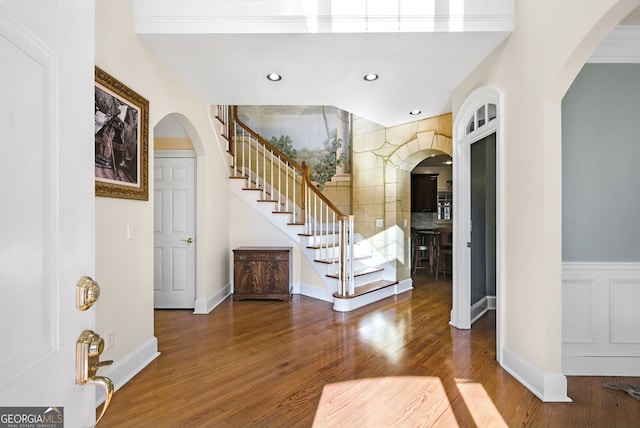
[465,103,497,135]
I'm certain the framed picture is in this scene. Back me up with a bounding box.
[94,66,149,200]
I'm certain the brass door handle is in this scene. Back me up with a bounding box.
[76,330,114,426]
[181,237,194,244]
[91,376,114,427]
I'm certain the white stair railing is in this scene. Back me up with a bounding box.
[338,215,355,296]
[218,105,355,297]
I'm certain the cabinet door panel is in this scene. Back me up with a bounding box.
[411,174,438,212]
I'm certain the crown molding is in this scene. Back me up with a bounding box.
[135,14,514,34]
[589,26,640,63]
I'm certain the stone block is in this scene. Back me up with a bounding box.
[363,168,384,186]
[362,204,384,223]
[386,122,413,145]
[374,185,385,204]
[351,170,365,188]
[417,130,436,150]
[352,134,364,152]
[353,186,375,205]
[364,129,387,151]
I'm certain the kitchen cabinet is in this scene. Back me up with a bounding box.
[411,174,438,212]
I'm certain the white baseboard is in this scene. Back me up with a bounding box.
[470,295,496,324]
[194,283,232,314]
[396,278,413,294]
[501,346,571,402]
[298,282,333,303]
[471,297,488,324]
[96,337,160,405]
[563,356,640,376]
[487,295,496,310]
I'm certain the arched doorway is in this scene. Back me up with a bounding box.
[452,86,503,359]
[409,153,453,278]
[383,130,452,282]
[153,113,198,309]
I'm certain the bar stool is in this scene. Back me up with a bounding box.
[435,227,452,279]
[411,228,429,275]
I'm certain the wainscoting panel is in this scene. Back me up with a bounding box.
[561,278,595,343]
[562,263,640,375]
[609,279,640,344]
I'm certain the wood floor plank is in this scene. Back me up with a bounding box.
[100,272,640,427]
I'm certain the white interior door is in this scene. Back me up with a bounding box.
[154,155,196,308]
[0,1,96,426]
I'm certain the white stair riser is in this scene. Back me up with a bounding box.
[333,286,397,312]
[305,234,340,247]
[328,270,384,287]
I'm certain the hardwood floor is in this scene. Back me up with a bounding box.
[100,272,640,427]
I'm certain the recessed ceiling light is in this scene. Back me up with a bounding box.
[363,73,379,81]
[409,110,422,115]
[266,73,282,81]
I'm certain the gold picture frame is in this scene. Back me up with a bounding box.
[94,66,149,200]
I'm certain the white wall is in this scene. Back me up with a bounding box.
[95,0,230,375]
[452,0,640,401]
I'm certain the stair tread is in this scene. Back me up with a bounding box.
[298,232,339,237]
[314,254,371,264]
[325,266,383,279]
[333,280,398,299]
[307,243,340,249]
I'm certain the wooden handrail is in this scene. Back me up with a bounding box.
[231,105,344,218]
[232,106,303,173]
[300,160,345,218]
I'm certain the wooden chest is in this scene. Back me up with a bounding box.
[233,247,292,301]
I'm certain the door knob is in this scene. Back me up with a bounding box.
[76,330,114,426]
[76,276,100,311]
[181,237,194,244]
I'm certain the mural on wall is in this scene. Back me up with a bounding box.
[238,106,350,189]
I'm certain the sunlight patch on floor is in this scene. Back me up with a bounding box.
[455,378,508,427]
[312,376,458,427]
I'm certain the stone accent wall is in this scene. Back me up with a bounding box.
[352,113,452,281]
[320,179,351,215]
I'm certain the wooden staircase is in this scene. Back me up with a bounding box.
[221,106,407,311]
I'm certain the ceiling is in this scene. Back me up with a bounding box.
[134,0,514,127]
[134,1,640,128]
[417,153,452,168]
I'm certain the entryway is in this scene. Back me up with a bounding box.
[470,134,497,323]
[153,153,196,308]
